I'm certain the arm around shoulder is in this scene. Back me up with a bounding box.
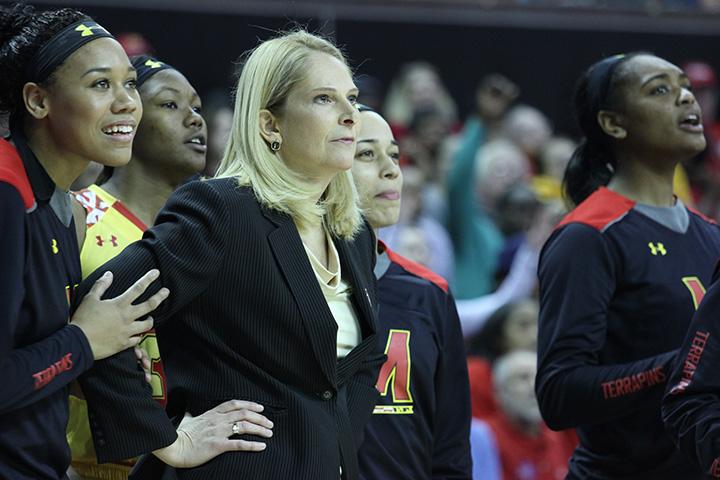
[76,179,231,462]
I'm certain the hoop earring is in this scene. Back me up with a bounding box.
[270,141,281,151]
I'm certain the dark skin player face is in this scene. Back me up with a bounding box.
[43,38,142,169]
[610,55,706,163]
[131,69,207,181]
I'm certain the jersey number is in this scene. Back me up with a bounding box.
[682,276,707,310]
[375,329,413,403]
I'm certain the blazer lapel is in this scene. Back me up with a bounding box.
[335,238,379,384]
[335,238,375,335]
[263,208,338,386]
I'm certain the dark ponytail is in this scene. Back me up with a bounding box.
[563,52,648,206]
[0,4,87,120]
[563,139,614,207]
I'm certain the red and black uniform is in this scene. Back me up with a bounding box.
[536,187,720,479]
[358,244,472,480]
[663,264,720,478]
[0,134,93,479]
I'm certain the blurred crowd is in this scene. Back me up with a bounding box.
[60,32,720,480]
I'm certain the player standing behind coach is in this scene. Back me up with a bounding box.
[535,52,720,479]
[0,4,173,479]
[352,105,472,480]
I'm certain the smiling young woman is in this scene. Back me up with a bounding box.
[0,4,172,478]
[535,53,720,479]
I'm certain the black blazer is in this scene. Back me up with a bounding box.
[74,178,383,480]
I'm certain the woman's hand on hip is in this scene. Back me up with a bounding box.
[152,400,274,468]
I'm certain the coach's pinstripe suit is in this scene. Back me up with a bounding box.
[74,178,383,480]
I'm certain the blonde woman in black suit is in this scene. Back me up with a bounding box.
[74,30,382,479]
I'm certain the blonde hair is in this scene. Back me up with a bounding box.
[215,30,362,239]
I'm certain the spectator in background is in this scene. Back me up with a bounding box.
[446,74,520,299]
[475,139,531,213]
[474,74,520,141]
[401,107,451,178]
[455,200,564,339]
[380,165,455,281]
[383,61,458,136]
[472,351,575,480]
[503,105,552,172]
[466,299,538,421]
[532,136,576,202]
[493,183,541,281]
[448,135,529,298]
[399,107,454,221]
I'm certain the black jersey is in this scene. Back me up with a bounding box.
[536,187,720,479]
[663,263,720,478]
[0,136,92,479]
[358,246,472,480]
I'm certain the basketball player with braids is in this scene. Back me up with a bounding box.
[0,5,168,478]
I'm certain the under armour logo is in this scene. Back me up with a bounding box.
[75,24,105,37]
[96,235,118,247]
[51,239,59,255]
[145,59,163,69]
[648,242,667,256]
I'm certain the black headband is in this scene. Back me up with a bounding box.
[587,54,626,113]
[131,55,175,87]
[25,20,114,83]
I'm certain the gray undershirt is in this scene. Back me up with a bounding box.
[50,188,73,228]
[374,249,391,280]
[633,198,689,234]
